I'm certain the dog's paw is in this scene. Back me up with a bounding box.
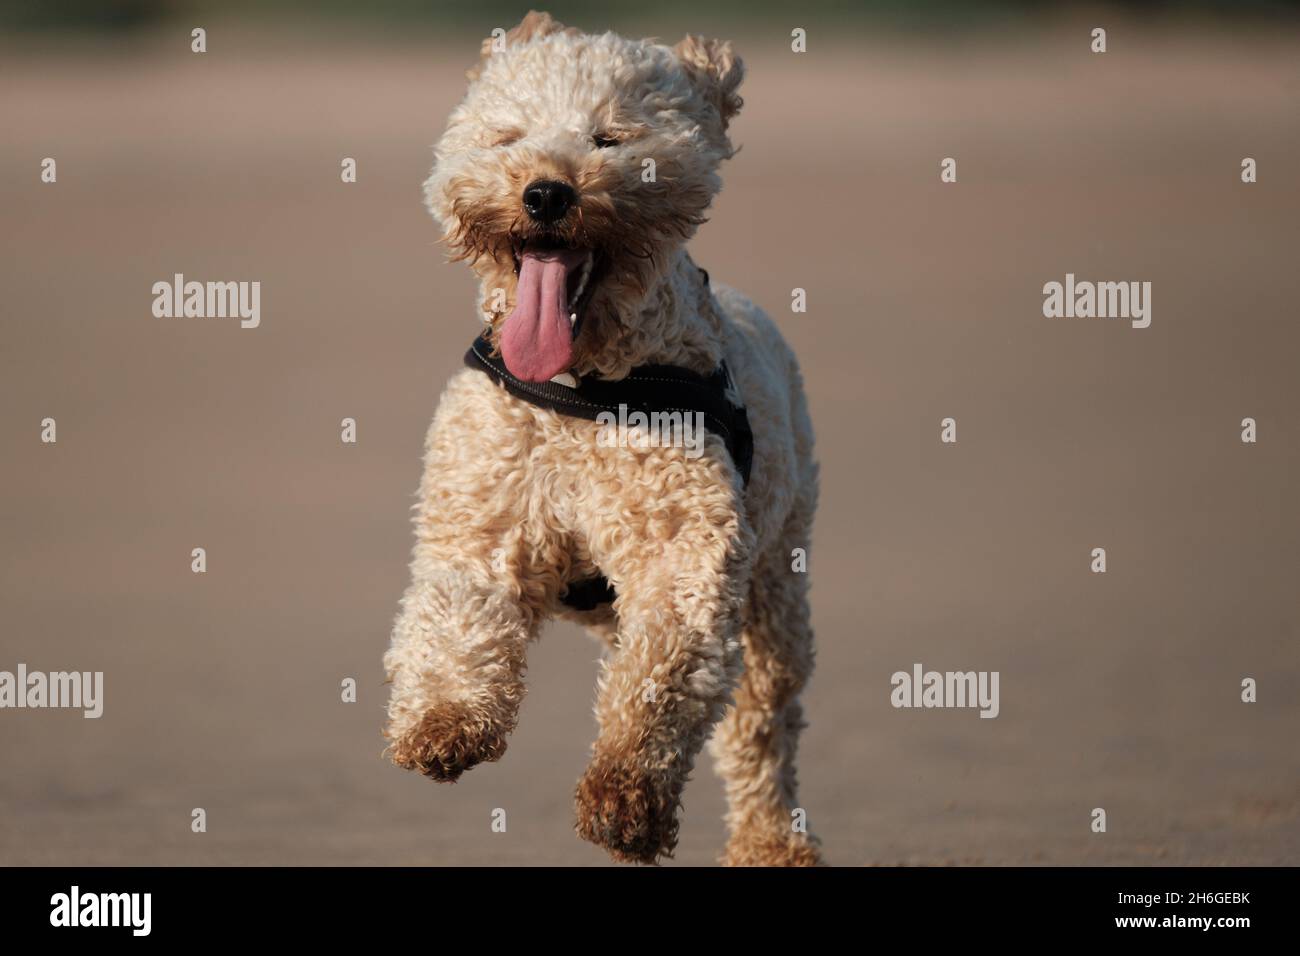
[574,754,681,864]
[722,833,824,867]
[385,702,508,782]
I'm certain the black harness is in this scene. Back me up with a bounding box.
[462,286,753,611]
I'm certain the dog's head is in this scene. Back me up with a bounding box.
[425,11,743,382]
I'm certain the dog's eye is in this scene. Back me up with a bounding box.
[490,130,522,148]
[592,134,620,149]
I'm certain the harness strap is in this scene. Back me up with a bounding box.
[463,337,753,484]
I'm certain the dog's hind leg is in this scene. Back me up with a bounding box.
[709,506,822,866]
[383,558,538,782]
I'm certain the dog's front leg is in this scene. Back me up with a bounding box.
[574,512,753,864]
[383,557,536,782]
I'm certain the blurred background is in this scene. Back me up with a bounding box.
[1,1,1298,865]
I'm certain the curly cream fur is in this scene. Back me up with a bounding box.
[384,11,821,867]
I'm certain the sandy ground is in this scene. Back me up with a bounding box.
[1,22,1298,865]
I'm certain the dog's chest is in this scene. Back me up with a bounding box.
[446,363,745,538]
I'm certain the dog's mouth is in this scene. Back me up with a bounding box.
[500,237,601,383]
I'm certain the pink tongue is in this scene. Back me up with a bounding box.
[500,248,586,382]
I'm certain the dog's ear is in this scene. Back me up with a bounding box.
[467,11,576,81]
[673,35,744,130]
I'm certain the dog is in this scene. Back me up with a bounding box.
[383,11,821,866]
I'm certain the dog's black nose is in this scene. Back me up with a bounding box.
[522,180,576,223]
